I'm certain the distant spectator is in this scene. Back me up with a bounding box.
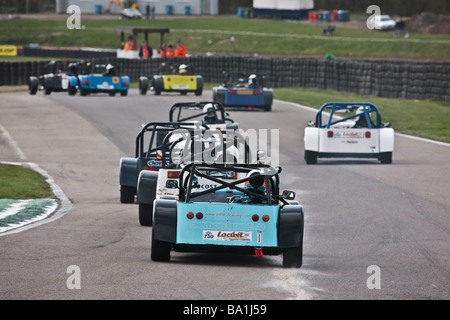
[165,44,175,57]
[123,35,136,51]
[159,43,167,57]
[174,40,187,57]
[139,40,153,59]
[145,4,150,20]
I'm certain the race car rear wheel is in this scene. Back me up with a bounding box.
[283,246,303,268]
[304,151,318,164]
[151,234,171,262]
[379,152,392,164]
[120,185,135,203]
[139,203,153,226]
[120,90,128,96]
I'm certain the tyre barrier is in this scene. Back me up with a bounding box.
[1,55,449,102]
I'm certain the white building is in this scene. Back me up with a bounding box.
[252,0,314,19]
[56,0,219,16]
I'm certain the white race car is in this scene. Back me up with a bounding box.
[304,102,394,164]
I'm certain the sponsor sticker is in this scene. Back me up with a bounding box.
[112,77,119,84]
[202,230,252,242]
[334,131,364,139]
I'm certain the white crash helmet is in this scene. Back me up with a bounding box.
[203,103,217,122]
[248,74,257,86]
[354,106,365,121]
[179,64,188,74]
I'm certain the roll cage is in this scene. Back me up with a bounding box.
[135,122,208,158]
[168,101,234,124]
[159,127,253,168]
[178,163,293,206]
[222,72,266,89]
[314,102,383,129]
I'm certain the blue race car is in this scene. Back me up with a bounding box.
[70,62,129,96]
[213,72,273,112]
[151,163,304,268]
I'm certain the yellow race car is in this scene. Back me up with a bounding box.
[139,63,203,96]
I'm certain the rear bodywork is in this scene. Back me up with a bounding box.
[304,102,394,164]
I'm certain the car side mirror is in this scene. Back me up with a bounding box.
[281,190,295,200]
[307,121,315,127]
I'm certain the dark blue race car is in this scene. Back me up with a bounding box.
[213,72,273,112]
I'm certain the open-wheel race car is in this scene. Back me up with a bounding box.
[304,102,394,164]
[70,62,129,96]
[137,127,252,226]
[169,101,239,131]
[28,60,80,95]
[119,121,208,204]
[150,163,304,268]
[139,63,203,96]
[213,72,273,112]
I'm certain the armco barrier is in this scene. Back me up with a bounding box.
[1,56,449,102]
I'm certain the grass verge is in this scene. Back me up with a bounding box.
[0,163,53,199]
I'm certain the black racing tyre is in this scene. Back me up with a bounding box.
[282,245,303,268]
[109,91,116,97]
[264,104,272,112]
[379,152,392,164]
[139,79,148,95]
[44,86,51,95]
[29,83,38,95]
[304,150,318,164]
[139,203,153,226]
[120,90,128,96]
[80,88,88,96]
[68,84,77,96]
[151,234,171,262]
[120,185,135,203]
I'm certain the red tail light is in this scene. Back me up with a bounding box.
[253,90,262,95]
[122,82,129,87]
[365,131,371,138]
[252,214,259,222]
[187,212,194,219]
[82,80,89,85]
[167,171,181,178]
[262,215,270,222]
[143,166,158,171]
[327,131,334,138]
[196,212,203,220]
[167,77,171,82]
[228,90,237,94]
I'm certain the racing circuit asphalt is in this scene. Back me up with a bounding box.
[0,90,449,300]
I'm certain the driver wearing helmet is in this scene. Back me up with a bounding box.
[203,103,218,124]
[248,74,260,89]
[244,170,267,204]
[353,106,374,128]
[178,64,188,75]
[104,64,116,76]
